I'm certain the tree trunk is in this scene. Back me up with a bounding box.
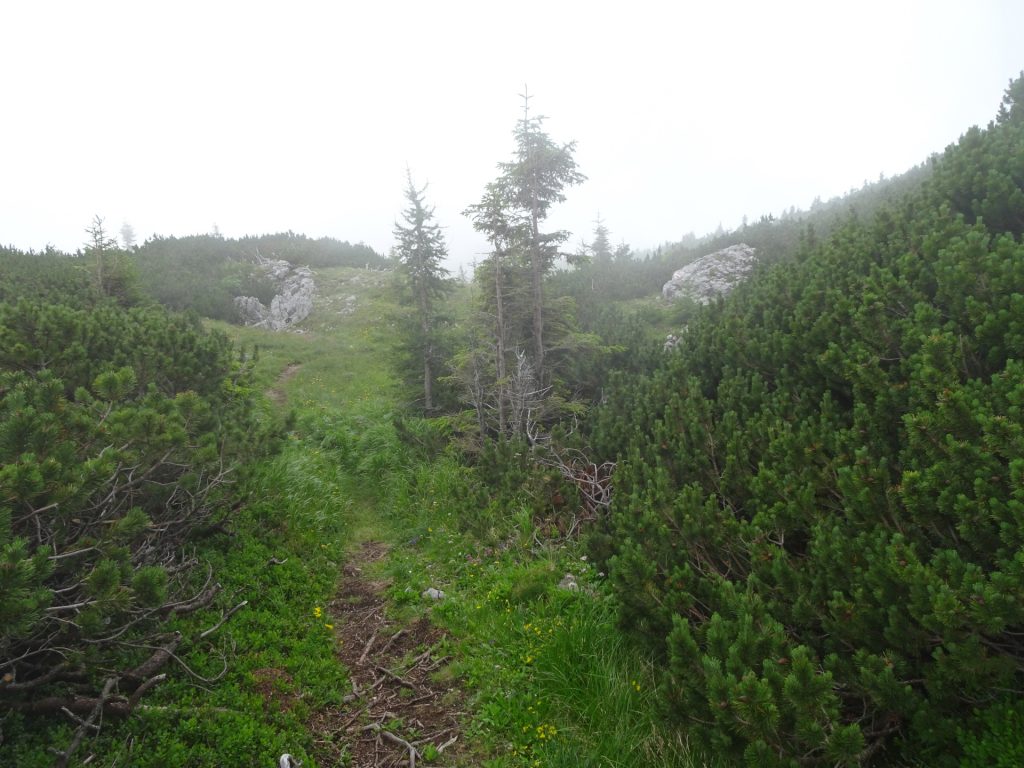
[418,288,433,412]
[423,342,433,413]
[530,233,544,382]
[529,169,545,382]
[494,249,507,435]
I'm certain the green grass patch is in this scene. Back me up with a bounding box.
[368,453,715,768]
[1,440,355,768]
[211,266,401,413]
[2,261,710,767]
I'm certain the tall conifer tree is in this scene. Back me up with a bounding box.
[496,88,585,381]
[393,169,451,412]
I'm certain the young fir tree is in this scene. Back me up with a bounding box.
[84,215,137,305]
[458,90,586,439]
[464,182,524,434]
[496,88,585,382]
[591,214,613,265]
[393,169,451,413]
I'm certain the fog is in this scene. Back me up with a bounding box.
[2,0,1021,268]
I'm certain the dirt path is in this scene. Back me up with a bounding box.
[267,363,302,406]
[309,541,464,767]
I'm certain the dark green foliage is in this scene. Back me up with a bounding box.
[0,282,272,757]
[0,246,97,307]
[958,699,1024,768]
[237,231,385,269]
[133,232,385,320]
[593,76,1024,765]
[567,163,934,308]
[0,300,233,398]
[133,234,273,319]
[392,170,453,413]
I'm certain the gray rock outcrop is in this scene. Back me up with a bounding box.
[234,257,316,331]
[661,243,758,303]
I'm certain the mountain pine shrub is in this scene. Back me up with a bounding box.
[593,74,1024,765]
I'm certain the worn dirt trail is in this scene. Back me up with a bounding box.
[267,363,303,406]
[309,540,464,767]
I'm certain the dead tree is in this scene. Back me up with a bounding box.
[536,446,615,537]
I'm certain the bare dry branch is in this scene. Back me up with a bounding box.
[358,630,379,664]
[377,628,407,656]
[52,676,117,768]
[198,600,248,641]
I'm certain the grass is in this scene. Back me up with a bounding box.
[210,265,401,412]
[216,264,713,767]
[2,441,355,768]
[373,454,711,768]
[4,264,711,767]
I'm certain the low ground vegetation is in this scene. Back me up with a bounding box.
[3,74,1022,768]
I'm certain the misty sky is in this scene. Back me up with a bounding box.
[2,1,1022,269]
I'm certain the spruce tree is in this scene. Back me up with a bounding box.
[495,88,585,382]
[393,168,451,412]
[84,215,137,305]
[591,214,613,265]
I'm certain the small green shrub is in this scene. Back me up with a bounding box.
[959,700,1024,768]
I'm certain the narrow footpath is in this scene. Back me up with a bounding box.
[309,540,465,767]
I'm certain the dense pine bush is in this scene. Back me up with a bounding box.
[133,232,386,320]
[593,76,1024,765]
[0,286,273,755]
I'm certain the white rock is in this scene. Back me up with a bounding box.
[421,587,446,600]
[558,573,579,591]
[234,257,316,331]
[662,243,758,304]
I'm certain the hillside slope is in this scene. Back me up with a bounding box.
[592,75,1024,766]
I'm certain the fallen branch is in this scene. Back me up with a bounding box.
[373,665,416,689]
[360,723,421,768]
[335,706,366,733]
[0,662,76,692]
[378,628,407,656]
[163,569,221,616]
[127,673,166,713]
[379,731,418,768]
[358,630,379,664]
[422,655,450,672]
[408,648,432,668]
[412,726,452,745]
[125,633,182,682]
[52,676,116,768]
[198,600,248,641]
[404,692,436,708]
[120,637,228,685]
[13,696,238,719]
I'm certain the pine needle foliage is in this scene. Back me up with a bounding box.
[592,74,1024,766]
[392,168,453,413]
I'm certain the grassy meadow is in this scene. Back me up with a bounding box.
[6,264,708,767]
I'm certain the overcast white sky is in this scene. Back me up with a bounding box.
[2,1,1021,269]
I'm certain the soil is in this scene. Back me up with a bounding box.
[267,363,303,406]
[307,540,465,767]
